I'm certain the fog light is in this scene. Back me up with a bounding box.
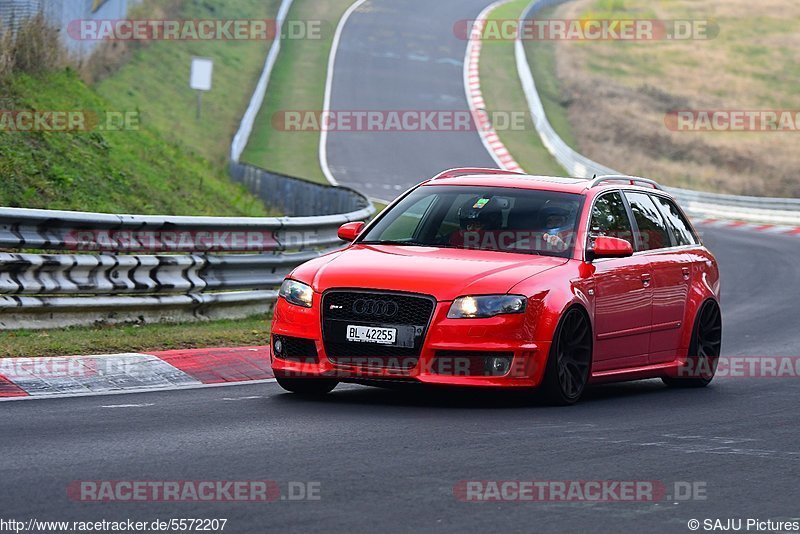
[273,336,283,356]
[486,356,512,376]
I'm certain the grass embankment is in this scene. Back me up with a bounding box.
[0,2,288,354]
[0,0,283,215]
[242,0,357,183]
[0,70,270,215]
[526,0,800,196]
[479,0,564,176]
[96,0,281,168]
[0,316,271,358]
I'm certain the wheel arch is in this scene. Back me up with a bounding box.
[679,296,722,360]
[531,283,594,344]
[538,299,594,363]
[538,303,595,405]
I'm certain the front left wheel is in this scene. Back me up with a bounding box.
[275,376,338,396]
[540,307,593,405]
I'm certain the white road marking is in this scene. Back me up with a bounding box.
[463,0,523,173]
[0,378,277,403]
[101,403,155,409]
[0,353,200,397]
[319,0,372,186]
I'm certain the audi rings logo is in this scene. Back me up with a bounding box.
[352,299,399,318]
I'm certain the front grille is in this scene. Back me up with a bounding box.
[273,335,319,364]
[322,290,435,369]
[431,350,514,376]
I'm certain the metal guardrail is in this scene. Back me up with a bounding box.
[0,204,369,329]
[230,0,295,162]
[0,169,370,328]
[516,0,800,225]
[230,161,371,217]
[0,0,378,330]
[0,164,373,331]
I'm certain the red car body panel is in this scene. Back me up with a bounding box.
[299,245,566,302]
[270,172,721,389]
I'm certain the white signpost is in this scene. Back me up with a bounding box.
[190,57,214,119]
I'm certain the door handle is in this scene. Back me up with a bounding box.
[682,267,691,280]
[641,273,651,287]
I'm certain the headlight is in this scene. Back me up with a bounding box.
[279,279,314,308]
[447,295,526,319]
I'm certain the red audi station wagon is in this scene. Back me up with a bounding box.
[270,168,721,404]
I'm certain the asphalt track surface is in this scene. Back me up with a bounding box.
[2,227,798,533]
[324,0,497,197]
[2,1,799,533]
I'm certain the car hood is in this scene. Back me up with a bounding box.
[293,244,567,301]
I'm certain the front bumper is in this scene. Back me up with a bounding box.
[270,294,550,388]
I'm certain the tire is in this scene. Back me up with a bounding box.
[540,307,593,405]
[663,300,722,388]
[275,375,338,396]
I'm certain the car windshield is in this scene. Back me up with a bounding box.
[359,185,584,258]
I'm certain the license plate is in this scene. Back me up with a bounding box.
[346,325,397,345]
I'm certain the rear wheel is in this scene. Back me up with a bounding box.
[275,375,338,396]
[540,308,592,405]
[663,300,722,388]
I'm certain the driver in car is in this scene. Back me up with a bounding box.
[539,207,573,252]
[449,196,505,249]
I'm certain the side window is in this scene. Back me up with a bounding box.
[651,195,697,246]
[625,192,672,251]
[378,195,436,240]
[589,192,634,246]
[434,193,478,240]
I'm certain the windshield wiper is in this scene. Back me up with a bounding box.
[359,240,425,246]
[360,241,550,256]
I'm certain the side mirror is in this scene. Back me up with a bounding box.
[337,221,365,242]
[589,236,634,260]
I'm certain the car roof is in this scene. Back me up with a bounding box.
[422,173,666,196]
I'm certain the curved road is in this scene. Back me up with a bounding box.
[2,1,799,533]
[324,0,497,197]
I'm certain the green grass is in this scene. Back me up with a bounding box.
[96,0,281,168]
[0,0,285,215]
[241,0,356,184]
[566,1,800,109]
[0,315,271,358]
[581,0,657,18]
[479,0,564,176]
[0,70,271,215]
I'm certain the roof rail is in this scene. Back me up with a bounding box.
[430,167,524,181]
[587,175,662,191]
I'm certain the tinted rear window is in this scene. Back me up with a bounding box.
[651,195,698,246]
[625,192,672,251]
